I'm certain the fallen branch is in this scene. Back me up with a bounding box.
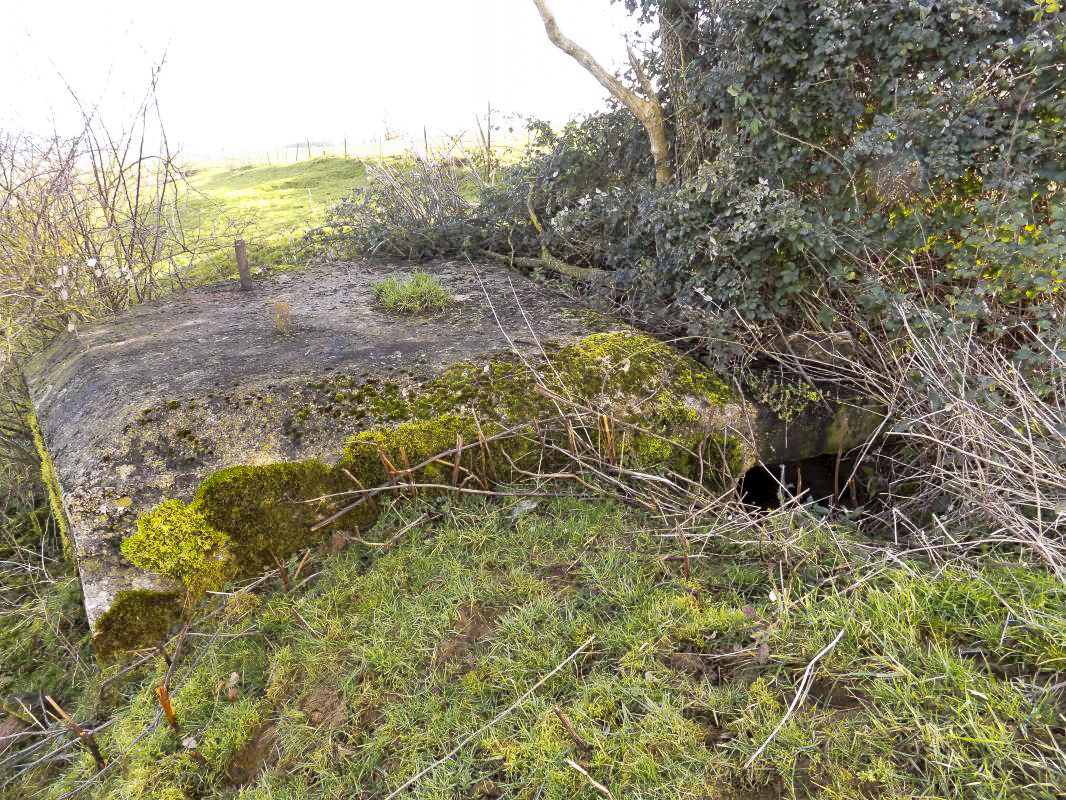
[477,183,611,285]
[480,249,609,284]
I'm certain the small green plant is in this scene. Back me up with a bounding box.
[744,368,820,423]
[372,271,454,314]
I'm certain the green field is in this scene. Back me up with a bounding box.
[181,157,369,283]
[179,150,491,285]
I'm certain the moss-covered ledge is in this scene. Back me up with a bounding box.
[102,331,755,654]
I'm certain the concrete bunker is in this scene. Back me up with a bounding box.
[24,259,884,654]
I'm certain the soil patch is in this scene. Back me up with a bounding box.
[300,684,347,729]
[434,602,497,669]
[226,721,278,787]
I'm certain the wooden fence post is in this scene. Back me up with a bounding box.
[234,239,252,290]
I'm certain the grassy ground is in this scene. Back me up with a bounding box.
[10,494,1063,799]
[372,271,455,314]
[180,157,369,284]
[179,151,488,286]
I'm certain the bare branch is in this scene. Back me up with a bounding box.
[531,0,671,186]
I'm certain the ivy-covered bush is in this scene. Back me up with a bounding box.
[636,0,1064,354]
[321,0,1063,372]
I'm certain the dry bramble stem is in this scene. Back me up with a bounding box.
[155,686,179,733]
[271,553,291,591]
[45,696,106,772]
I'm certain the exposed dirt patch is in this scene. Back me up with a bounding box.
[300,684,347,729]
[808,677,866,711]
[681,704,725,748]
[434,602,496,669]
[226,721,278,787]
[352,692,402,734]
[668,650,708,676]
[540,563,579,592]
[469,778,502,798]
[0,714,32,755]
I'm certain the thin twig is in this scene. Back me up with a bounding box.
[553,706,591,751]
[383,636,596,799]
[565,757,615,800]
[744,628,846,768]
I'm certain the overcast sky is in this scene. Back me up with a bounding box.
[1,0,645,157]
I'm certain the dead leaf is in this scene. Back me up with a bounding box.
[226,672,240,702]
[0,716,31,754]
[756,642,770,664]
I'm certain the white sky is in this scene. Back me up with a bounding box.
[1,0,645,157]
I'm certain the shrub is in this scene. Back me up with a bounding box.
[312,149,477,261]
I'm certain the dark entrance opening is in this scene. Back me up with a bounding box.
[737,454,864,510]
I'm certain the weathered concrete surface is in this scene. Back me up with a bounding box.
[25,260,614,641]
[25,258,883,652]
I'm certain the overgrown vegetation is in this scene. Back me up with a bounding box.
[2,1,1064,796]
[372,271,455,314]
[320,0,1065,569]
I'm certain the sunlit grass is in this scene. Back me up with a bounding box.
[372,271,455,314]
[23,496,1065,800]
[180,156,370,284]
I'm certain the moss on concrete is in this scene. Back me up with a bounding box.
[111,331,752,652]
[120,499,233,592]
[93,587,185,657]
[745,368,821,423]
[193,461,349,576]
[27,407,75,565]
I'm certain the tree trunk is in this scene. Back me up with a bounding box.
[659,0,703,178]
[532,0,672,187]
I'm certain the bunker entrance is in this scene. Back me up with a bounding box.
[737,454,866,510]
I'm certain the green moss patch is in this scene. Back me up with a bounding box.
[193,461,349,575]
[92,587,186,657]
[121,500,231,590]
[27,408,75,565]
